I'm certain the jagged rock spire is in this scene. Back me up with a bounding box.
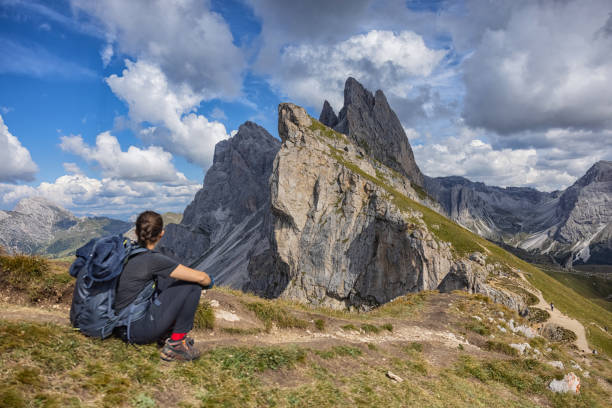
[319,77,425,187]
[319,100,338,128]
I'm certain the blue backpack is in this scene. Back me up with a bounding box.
[69,235,154,340]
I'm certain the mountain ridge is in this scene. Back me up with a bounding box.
[426,160,612,267]
[0,197,131,257]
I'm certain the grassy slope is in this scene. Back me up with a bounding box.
[1,291,610,408]
[536,265,612,312]
[310,117,612,356]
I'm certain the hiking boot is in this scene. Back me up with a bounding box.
[160,337,200,362]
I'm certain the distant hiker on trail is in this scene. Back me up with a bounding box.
[113,210,213,362]
[550,302,554,312]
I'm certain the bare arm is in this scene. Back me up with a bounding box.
[169,264,212,287]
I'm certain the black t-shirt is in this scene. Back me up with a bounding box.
[114,250,179,311]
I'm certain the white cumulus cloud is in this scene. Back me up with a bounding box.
[0,174,201,218]
[0,114,38,183]
[60,131,188,184]
[106,60,228,168]
[414,127,576,191]
[271,30,447,109]
[71,0,245,99]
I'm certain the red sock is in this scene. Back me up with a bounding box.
[171,332,186,341]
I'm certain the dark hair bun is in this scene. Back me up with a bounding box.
[135,211,164,247]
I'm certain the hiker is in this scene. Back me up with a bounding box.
[113,210,212,362]
[550,302,554,312]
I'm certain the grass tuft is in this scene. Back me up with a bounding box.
[0,387,26,408]
[404,342,423,353]
[484,341,520,356]
[208,346,306,378]
[360,324,380,334]
[314,319,325,331]
[193,301,215,330]
[456,355,551,393]
[246,301,309,332]
[315,345,362,359]
[381,323,393,332]
[465,320,491,336]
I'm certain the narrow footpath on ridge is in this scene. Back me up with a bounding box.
[517,272,592,353]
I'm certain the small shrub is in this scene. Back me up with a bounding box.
[314,319,325,331]
[484,341,519,356]
[465,321,491,336]
[381,323,393,332]
[527,307,550,323]
[407,360,428,375]
[0,387,26,408]
[404,342,423,353]
[529,336,546,349]
[14,366,43,387]
[541,324,577,343]
[331,345,362,357]
[133,393,157,408]
[245,301,308,332]
[193,301,215,330]
[367,343,377,350]
[341,324,357,331]
[360,324,380,334]
[472,294,491,303]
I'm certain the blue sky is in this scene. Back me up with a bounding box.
[1,0,611,219]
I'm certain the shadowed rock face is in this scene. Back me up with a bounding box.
[319,77,425,187]
[158,121,280,287]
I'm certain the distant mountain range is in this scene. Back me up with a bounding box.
[0,197,131,258]
[425,161,612,267]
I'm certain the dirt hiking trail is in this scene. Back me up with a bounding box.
[0,293,480,355]
[518,272,591,353]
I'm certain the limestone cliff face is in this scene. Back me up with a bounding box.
[320,78,425,188]
[247,103,517,310]
[158,121,280,287]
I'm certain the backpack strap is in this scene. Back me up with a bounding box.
[115,280,157,342]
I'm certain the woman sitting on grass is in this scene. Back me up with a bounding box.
[114,210,212,362]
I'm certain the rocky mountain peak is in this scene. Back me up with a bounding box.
[0,197,130,256]
[246,101,525,311]
[159,121,280,286]
[318,100,338,128]
[13,197,73,219]
[574,160,612,186]
[319,77,425,187]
